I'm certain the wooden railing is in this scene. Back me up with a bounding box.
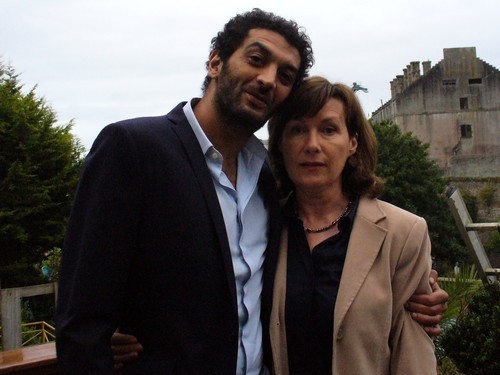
[447,187,500,284]
[21,322,55,347]
[0,342,57,374]
[1,283,58,350]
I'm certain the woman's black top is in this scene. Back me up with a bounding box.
[283,198,358,375]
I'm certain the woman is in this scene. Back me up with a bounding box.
[267,76,436,374]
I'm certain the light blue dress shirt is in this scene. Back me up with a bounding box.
[183,101,269,375]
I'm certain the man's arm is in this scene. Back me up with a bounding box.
[56,124,142,372]
[407,269,449,336]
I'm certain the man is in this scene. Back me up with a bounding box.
[56,9,446,374]
[56,9,311,374]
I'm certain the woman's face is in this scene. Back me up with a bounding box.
[281,98,358,193]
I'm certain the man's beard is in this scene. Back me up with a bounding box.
[214,63,276,135]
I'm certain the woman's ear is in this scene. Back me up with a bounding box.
[349,133,358,155]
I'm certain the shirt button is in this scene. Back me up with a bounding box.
[337,328,344,340]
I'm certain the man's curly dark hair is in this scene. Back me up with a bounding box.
[201,8,314,93]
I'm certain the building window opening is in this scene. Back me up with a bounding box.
[442,79,456,86]
[460,124,472,138]
[469,78,482,84]
[460,97,468,110]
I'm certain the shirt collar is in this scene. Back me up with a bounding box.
[183,99,212,155]
[182,99,269,170]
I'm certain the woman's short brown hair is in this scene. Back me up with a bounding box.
[268,76,384,198]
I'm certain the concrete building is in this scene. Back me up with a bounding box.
[371,47,499,177]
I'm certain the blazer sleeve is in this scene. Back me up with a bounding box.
[389,216,437,374]
[56,123,143,373]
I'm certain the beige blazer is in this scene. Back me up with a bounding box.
[270,197,437,375]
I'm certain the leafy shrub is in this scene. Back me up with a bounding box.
[437,357,461,375]
[484,231,500,254]
[440,282,500,374]
[478,185,495,210]
[438,264,481,324]
[434,264,480,366]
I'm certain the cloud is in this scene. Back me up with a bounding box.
[2,0,499,149]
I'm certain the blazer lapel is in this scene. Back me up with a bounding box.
[259,162,281,313]
[334,198,387,333]
[258,163,282,369]
[260,162,281,303]
[168,103,237,313]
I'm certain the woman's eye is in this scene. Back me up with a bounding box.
[289,126,305,135]
[323,127,336,135]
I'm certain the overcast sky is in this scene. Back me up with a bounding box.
[2,0,499,150]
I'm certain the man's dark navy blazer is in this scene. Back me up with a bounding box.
[56,102,281,373]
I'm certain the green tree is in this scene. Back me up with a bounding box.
[0,62,84,287]
[372,120,467,270]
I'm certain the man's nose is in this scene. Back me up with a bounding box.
[257,65,278,90]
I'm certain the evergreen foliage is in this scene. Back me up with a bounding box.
[0,62,84,287]
[40,246,62,281]
[372,120,467,269]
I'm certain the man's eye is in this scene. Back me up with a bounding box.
[279,72,294,86]
[249,55,263,64]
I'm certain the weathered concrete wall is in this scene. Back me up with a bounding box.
[394,111,499,173]
[445,156,500,178]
